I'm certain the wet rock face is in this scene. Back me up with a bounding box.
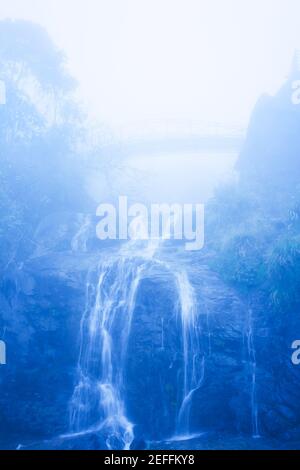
[1,216,300,449]
[0,250,90,447]
[254,310,300,440]
[0,248,265,448]
[125,269,180,440]
[124,262,256,440]
[19,432,107,450]
[188,268,251,435]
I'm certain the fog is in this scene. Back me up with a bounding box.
[1,0,300,130]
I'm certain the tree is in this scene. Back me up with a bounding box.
[0,19,90,268]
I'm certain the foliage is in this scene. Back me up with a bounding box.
[267,235,300,311]
[209,178,300,313]
[0,20,91,268]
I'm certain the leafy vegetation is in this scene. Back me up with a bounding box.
[0,20,92,268]
[208,179,300,314]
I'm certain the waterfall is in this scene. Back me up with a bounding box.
[160,317,164,350]
[69,213,203,448]
[69,219,164,449]
[71,214,91,252]
[246,308,260,438]
[69,256,146,449]
[175,271,204,438]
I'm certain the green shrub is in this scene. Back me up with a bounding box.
[267,235,300,311]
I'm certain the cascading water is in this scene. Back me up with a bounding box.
[69,255,145,449]
[175,271,204,438]
[69,213,203,448]
[246,308,260,438]
[160,317,165,351]
[71,214,91,252]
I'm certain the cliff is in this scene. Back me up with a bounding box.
[237,53,300,188]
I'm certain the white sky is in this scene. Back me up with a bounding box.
[1,0,300,130]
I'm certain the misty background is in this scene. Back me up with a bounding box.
[1,0,300,451]
[1,0,300,203]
